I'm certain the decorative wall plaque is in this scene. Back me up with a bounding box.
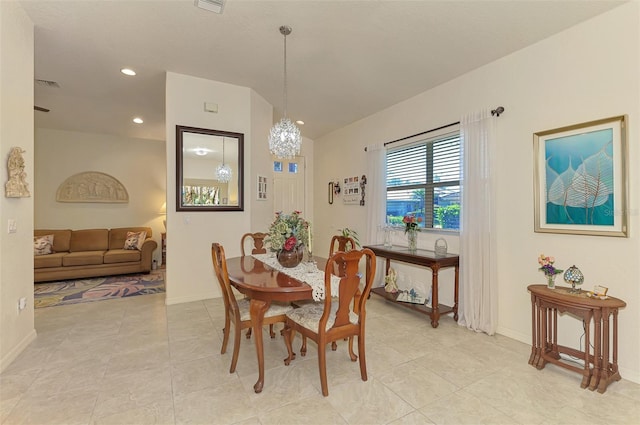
[5,147,30,198]
[56,171,129,203]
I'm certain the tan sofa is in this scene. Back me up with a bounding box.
[34,227,157,283]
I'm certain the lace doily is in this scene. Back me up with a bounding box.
[252,253,340,301]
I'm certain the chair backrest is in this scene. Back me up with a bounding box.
[320,248,376,332]
[211,243,240,320]
[328,235,356,256]
[241,232,268,256]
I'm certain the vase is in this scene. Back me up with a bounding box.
[277,245,304,268]
[407,231,418,251]
[546,273,557,289]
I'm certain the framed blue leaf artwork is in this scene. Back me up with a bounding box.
[534,116,628,237]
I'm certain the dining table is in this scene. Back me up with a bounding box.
[225,254,328,393]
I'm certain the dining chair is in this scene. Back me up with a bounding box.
[240,232,268,256]
[239,232,274,338]
[327,234,357,350]
[282,248,376,396]
[328,235,357,256]
[211,242,293,373]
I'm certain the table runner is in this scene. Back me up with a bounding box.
[252,253,340,301]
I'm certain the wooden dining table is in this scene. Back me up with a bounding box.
[225,255,321,393]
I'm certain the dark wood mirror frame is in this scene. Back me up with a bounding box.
[176,125,244,212]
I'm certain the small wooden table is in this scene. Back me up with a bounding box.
[528,284,626,393]
[363,244,459,328]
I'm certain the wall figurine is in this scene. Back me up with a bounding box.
[5,147,30,198]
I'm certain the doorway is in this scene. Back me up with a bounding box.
[273,156,305,214]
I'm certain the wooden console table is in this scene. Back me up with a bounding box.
[528,284,626,393]
[364,244,459,328]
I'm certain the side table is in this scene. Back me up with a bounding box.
[527,284,626,393]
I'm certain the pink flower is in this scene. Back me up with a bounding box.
[283,236,297,251]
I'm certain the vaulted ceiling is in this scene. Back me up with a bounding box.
[21,0,625,142]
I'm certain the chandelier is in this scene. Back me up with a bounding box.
[268,25,302,159]
[215,137,232,183]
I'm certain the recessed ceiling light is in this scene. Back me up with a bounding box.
[133,117,144,124]
[194,148,208,156]
[296,120,305,125]
[121,68,136,76]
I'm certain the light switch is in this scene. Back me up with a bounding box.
[8,219,17,233]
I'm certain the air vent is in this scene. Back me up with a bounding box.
[195,0,225,14]
[35,79,60,88]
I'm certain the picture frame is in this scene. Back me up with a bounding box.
[257,175,267,201]
[534,115,628,237]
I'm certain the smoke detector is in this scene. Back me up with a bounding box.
[195,0,225,14]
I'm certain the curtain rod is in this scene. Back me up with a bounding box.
[364,106,504,151]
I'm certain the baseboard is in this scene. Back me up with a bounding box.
[0,328,37,373]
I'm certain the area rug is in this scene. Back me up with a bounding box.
[34,271,165,308]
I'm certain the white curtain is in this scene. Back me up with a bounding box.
[458,110,498,335]
[365,144,387,285]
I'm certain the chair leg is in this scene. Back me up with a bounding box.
[283,325,296,365]
[348,336,357,361]
[300,336,307,356]
[358,334,368,382]
[331,341,338,351]
[221,316,231,354]
[245,328,252,339]
[229,325,242,373]
[318,343,329,397]
[269,324,276,338]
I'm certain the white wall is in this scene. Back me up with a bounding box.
[0,2,36,372]
[165,72,273,304]
[315,3,640,383]
[33,129,167,264]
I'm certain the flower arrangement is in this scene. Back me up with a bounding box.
[538,254,563,276]
[267,211,310,252]
[402,214,422,233]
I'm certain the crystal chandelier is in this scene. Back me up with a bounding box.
[215,137,232,183]
[268,25,302,159]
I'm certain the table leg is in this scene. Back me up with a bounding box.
[589,310,602,391]
[529,293,537,365]
[580,312,592,389]
[453,265,459,321]
[249,298,270,393]
[598,308,611,393]
[430,266,440,328]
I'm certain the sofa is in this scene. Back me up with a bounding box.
[34,227,157,283]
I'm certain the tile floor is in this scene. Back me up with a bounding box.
[1,292,639,424]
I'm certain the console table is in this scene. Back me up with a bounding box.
[527,284,626,393]
[364,244,459,328]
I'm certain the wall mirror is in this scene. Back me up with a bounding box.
[176,125,244,211]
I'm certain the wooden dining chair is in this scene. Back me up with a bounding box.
[282,248,376,396]
[239,232,275,339]
[328,235,357,256]
[240,232,268,256]
[211,243,293,373]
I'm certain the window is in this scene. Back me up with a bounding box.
[386,131,460,230]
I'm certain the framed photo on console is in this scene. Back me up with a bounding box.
[534,115,628,237]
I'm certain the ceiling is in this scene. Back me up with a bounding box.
[21,0,625,142]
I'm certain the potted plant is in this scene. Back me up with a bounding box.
[267,211,310,268]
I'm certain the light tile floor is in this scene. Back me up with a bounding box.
[1,293,639,424]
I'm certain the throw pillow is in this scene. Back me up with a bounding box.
[123,231,147,250]
[34,234,54,256]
